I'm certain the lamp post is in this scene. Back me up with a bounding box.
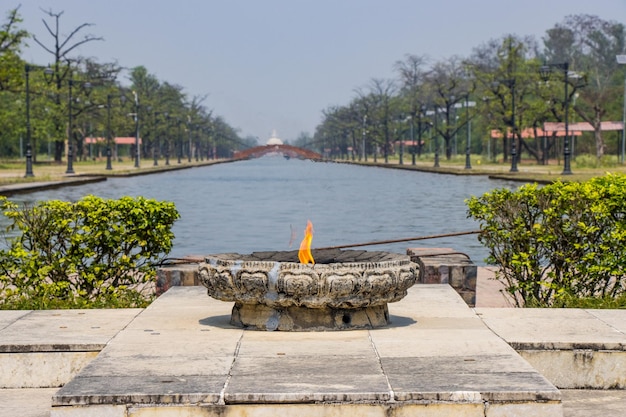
[429,107,440,168]
[361,115,367,161]
[398,115,404,165]
[409,113,415,165]
[540,62,572,175]
[132,91,140,168]
[153,111,160,166]
[418,106,425,158]
[464,95,476,169]
[24,64,53,177]
[105,93,127,170]
[499,79,518,172]
[617,55,626,164]
[65,77,91,174]
[106,94,113,170]
[433,106,439,168]
[177,118,182,164]
[187,116,192,163]
[164,113,170,165]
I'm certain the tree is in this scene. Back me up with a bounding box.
[0,6,28,92]
[32,9,103,162]
[467,35,545,163]
[354,79,396,162]
[394,54,429,158]
[424,56,473,160]
[543,14,626,159]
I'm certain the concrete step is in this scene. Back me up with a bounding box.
[0,309,142,389]
[476,308,626,389]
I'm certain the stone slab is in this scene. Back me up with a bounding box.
[475,307,626,389]
[226,355,391,403]
[474,308,626,351]
[51,285,561,416]
[0,309,142,352]
[0,387,57,417]
[54,375,223,405]
[561,389,626,417]
[0,351,98,388]
[0,310,31,330]
[407,247,477,306]
[518,350,626,389]
[587,310,626,334]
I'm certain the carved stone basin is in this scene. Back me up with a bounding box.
[198,249,419,331]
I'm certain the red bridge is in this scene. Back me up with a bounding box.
[233,144,323,161]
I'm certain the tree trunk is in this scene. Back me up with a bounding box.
[54,140,63,162]
[593,109,605,159]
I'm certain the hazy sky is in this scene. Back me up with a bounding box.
[13,0,626,142]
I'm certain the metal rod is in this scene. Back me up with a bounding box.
[313,230,482,251]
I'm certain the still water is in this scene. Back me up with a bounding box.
[3,157,519,264]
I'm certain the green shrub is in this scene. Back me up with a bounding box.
[467,173,626,307]
[0,195,180,309]
[573,154,618,169]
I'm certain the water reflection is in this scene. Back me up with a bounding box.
[2,157,519,264]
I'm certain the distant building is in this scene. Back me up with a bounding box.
[266,129,283,145]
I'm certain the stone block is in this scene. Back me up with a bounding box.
[51,405,126,417]
[407,248,477,307]
[156,263,201,295]
[485,402,562,417]
[519,350,626,389]
[0,352,98,388]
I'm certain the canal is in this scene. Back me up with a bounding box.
[3,157,519,265]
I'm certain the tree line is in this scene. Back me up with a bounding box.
[0,6,254,165]
[304,14,626,168]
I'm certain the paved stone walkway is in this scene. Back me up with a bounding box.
[1,271,626,416]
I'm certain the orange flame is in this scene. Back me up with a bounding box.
[298,220,315,264]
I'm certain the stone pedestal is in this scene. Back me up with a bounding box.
[199,249,418,331]
[231,303,389,331]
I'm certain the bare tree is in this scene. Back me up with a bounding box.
[424,56,473,160]
[395,54,429,158]
[364,78,396,163]
[33,9,103,162]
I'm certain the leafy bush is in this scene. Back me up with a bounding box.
[0,195,180,309]
[467,173,626,307]
[573,154,619,169]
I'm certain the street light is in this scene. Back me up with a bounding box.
[616,55,626,164]
[540,62,572,175]
[398,115,405,165]
[187,116,193,163]
[131,91,140,168]
[164,113,170,165]
[66,76,91,174]
[417,105,425,159]
[105,93,127,170]
[361,115,367,161]
[177,118,182,164]
[426,107,440,167]
[152,111,160,166]
[463,96,476,169]
[409,113,416,165]
[24,64,53,177]
[496,78,518,172]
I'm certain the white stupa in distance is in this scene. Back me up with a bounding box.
[266,129,283,145]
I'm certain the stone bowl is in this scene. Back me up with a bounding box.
[198,249,419,331]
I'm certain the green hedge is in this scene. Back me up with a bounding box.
[467,173,626,307]
[0,195,180,309]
